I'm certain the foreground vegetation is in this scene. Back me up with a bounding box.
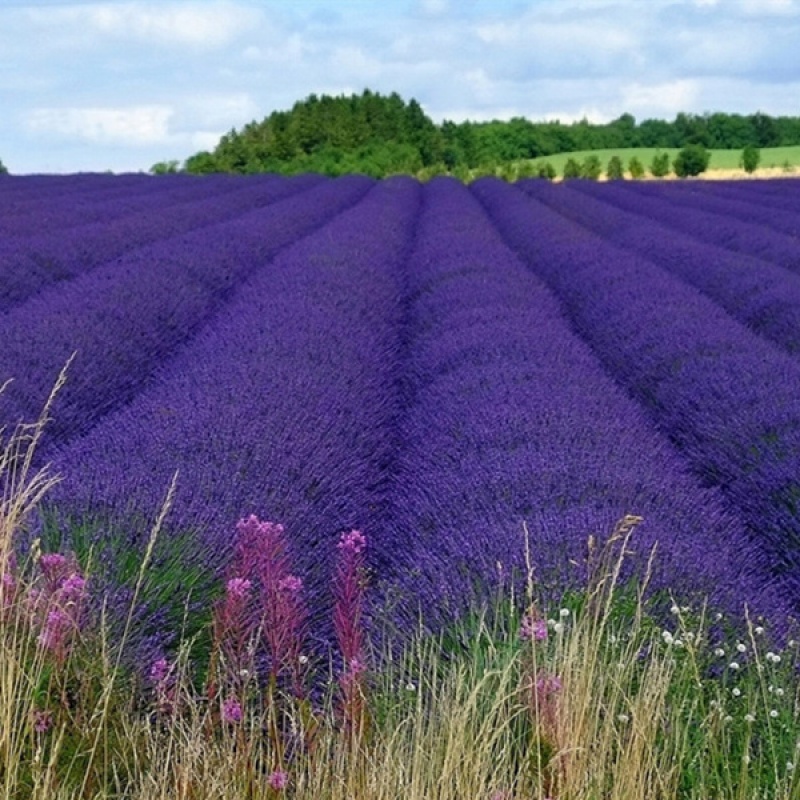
[3,377,800,799]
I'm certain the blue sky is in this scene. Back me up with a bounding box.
[1,0,799,173]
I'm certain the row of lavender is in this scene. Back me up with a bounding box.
[0,174,325,313]
[472,177,800,608]
[0,173,242,234]
[0,176,372,445]
[2,175,800,659]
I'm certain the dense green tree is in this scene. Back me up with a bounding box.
[606,155,625,180]
[0,158,8,175]
[150,160,179,175]
[628,156,645,179]
[536,161,557,180]
[673,143,710,177]
[741,145,761,174]
[606,113,638,148]
[581,154,603,180]
[749,112,780,148]
[638,118,677,147]
[184,151,219,174]
[650,151,671,178]
[563,158,582,180]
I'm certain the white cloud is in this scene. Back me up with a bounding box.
[434,106,526,123]
[242,34,309,65]
[25,106,173,146]
[331,46,383,77]
[741,0,795,13]
[188,131,223,151]
[622,80,700,115]
[177,93,259,129]
[418,0,450,14]
[28,1,260,48]
[543,107,614,125]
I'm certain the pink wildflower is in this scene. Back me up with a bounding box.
[211,574,256,691]
[225,577,252,599]
[149,657,170,684]
[267,770,289,791]
[39,553,68,583]
[278,574,302,593]
[222,696,243,724]
[520,607,548,641]
[232,515,307,695]
[37,608,72,660]
[337,529,366,555]
[150,659,177,716]
[334,529,369,731]
[33,710,52,734]
[59,573,87,604]
[536,675,563,695]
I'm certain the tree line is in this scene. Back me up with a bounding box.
[146,90,799,178]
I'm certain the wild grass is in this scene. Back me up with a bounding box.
[2,375,800,799]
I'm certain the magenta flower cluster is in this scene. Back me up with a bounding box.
[32,552,88,665]
[226,514,309,695]
[520,607,548,642]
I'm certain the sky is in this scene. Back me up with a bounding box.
[1,0,799,174]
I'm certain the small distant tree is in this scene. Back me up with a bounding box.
[150,160,180,175]
[0,157,8,176]
[673,144,710,178]
[606,155,624,181]
[650,151,671,178]
[563,158,582,180]
[536,161,557,180]
[581,154,602,180]
[741,145,760,174]
[628,156,645,179]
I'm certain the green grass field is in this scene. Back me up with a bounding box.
[525,145,800,176]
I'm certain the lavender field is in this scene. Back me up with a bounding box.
[3,172,800,651]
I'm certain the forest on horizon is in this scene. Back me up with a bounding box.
[154,90,800,178]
